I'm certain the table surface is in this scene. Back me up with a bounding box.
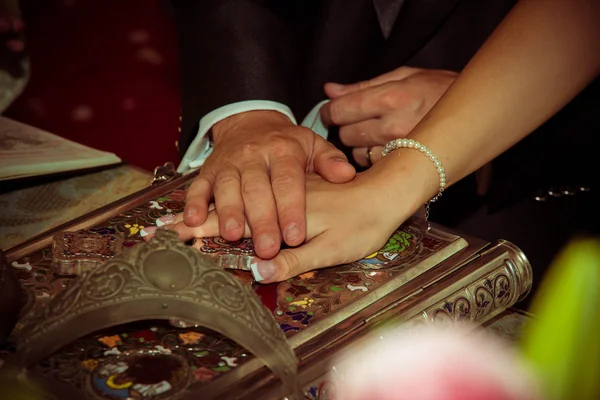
[484,307,532,343]
[0,165,152,251]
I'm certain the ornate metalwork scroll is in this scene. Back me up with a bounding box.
[9,230,301,399]
[152,162,181,185]
[52,230,124,275]
[407,240,532,326]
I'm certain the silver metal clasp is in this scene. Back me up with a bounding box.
[151,162,181,185]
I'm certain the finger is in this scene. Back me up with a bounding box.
[353,146,384,167]
[184,173,215,226]
[250,235,345,283]
[240,161,281,259]
[338,118,383,148]
[155,212,184,228]
[269,154,307,247]
[311,135,356,183]
[140,213,186,239]
[339,115,413,148]
[156,207,214,228]
[321,87,382,127]
[324,67,421,97]
[213,166,245,241]
[141,211,252,243]
[171,212,252,242]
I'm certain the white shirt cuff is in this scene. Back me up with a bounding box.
[177,100,331,173]
[177,100,297,173]
[300,99,330,139]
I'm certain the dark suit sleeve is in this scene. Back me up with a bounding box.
[171,0,302,154]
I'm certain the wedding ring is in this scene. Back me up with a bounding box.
[366,147,374,166]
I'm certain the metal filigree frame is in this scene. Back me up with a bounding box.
[8,230,301,399]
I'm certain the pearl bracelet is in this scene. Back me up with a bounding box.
[382,138,446,218]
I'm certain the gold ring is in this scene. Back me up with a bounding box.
[366,147,374,166]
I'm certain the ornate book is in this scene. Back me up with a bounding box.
[0,169,532,399]
[0,117,121,181]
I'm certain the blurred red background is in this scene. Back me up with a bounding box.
[5,0,181,172]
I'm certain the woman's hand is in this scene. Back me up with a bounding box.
[142,154,434,283]
[320,67,456,167]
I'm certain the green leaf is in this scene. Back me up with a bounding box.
[379,231,412,254]
[521,239,600,400]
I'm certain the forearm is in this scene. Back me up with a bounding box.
[172,0,301,152]
[388,0,600,201]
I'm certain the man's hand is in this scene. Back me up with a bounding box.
[320,66,456,166]
[144,149,435,283]
[183,110,355,259]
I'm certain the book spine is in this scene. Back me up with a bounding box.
[405,240,532,327]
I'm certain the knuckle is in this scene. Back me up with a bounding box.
[187,174,214,200]
[279,251,301,276]
[195,171,216,185]
[241,175,271,197]
[249,217,277,232]
[216,204,240,218]
[240,141,261,158]
[379,88,403,110]
[327,100,345,125]
[214,173,239,189]
[269,136,294,158]
[271,170,298,191]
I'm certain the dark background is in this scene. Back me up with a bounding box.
[4,0,181,172]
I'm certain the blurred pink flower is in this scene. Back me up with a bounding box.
[332,323,541,400]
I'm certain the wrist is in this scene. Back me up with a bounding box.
[211,110,295,144]
[374,146,442,221]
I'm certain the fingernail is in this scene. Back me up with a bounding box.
[140,226,157,237]
[250,260,276,282]
[225,219,241,232]
[185,207,197,219]
[256,235,276,252]
[6,39,24,53]
[334,157,348,163]
[285,224,301,242]
[156,214,175,227]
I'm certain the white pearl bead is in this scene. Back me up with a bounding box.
[384,139,446,208]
